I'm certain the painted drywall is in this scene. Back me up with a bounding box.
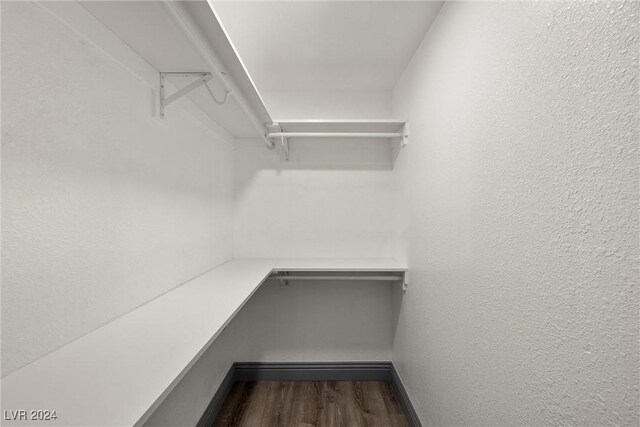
[1,1,234,376]
[233,279,394,363]
[261,90,392,120]
[234,137,395,258]
[392,1,639,425]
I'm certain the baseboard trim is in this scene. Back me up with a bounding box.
[197,361,422,427]
[234,361,394,382]
[195,364,237,427]
[390,364,422,427]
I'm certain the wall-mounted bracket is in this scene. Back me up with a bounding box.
[402,271,409,292]
[272,270,290,287]
[401,122,409,148]
[281,134,290,161]
[159,72,214,119]
[392,122,409,149]
[269,122,289,160]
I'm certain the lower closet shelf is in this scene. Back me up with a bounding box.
[273,258,406,272]
[0,259,275,427]
[1,258,406,427]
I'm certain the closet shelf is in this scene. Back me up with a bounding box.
[0,259,275,427]
[267,120,409,160]
[270,258,408,290]
[75,1,275,145]
[1,258,406,427]
[273,257,407,272]
[67,2,410,157]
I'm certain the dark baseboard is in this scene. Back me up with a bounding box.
[197,361,422,427]
[195,364,237,427]
[390,364,422,427]
[234,361,394,382]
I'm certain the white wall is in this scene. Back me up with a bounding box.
[392,1,639,425]
[233,279,395,363]
[234,138,395,258]
[261,90,391,120]
[1,1,234,376]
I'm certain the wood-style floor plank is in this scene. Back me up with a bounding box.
[317,381,339,427]
[213,381,408,427]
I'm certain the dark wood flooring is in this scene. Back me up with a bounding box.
[214,381,409,427]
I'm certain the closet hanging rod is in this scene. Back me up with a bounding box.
[266,132,404,139]
[268,274,404,281]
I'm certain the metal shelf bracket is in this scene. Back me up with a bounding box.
[159,72,214,119]
[281,134,290,161]
[401,122,409,148]
[392,122,409,149]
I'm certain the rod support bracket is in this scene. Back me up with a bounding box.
[275,271,290,287]
[281,135,289,161]
[269,122,289,160]
[159,72,213,119]
[401,122,409,148]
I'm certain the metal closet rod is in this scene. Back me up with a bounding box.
[266,132,405,139]
[269,274,404,281]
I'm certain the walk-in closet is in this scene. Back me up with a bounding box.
[1,1,638,426]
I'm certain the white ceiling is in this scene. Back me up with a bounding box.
[212,1,443,92]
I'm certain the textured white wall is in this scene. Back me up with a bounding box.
[1,2,234,376]
[233,279,395,363]
[392,1,639,425]
[234,138,395,258]
[261,90,391,120]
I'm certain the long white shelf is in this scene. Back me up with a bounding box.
[274,258,406,272]
[272,119,407,131]
[1,258,406,427]
[0,259,274,427]
[267,120,409,160]
[268,120,408,141]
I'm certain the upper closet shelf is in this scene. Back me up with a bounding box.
[77,0,275,148]
[73,2,409,159]
[267,120,409,160]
